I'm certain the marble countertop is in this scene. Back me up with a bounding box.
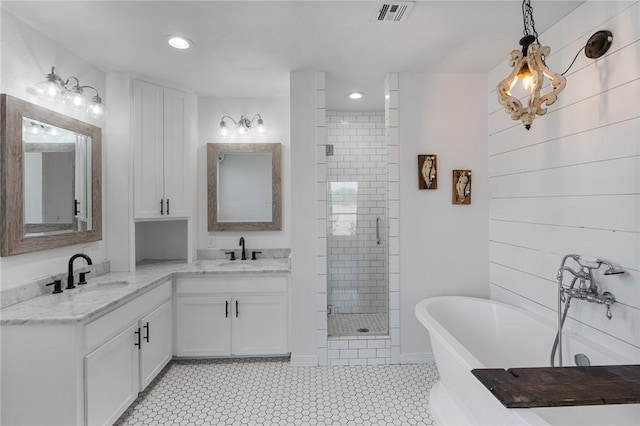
[0,258,290,326]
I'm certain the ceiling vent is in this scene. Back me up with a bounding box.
[371,1,415,23]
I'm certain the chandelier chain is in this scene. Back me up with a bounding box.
[522,0,539,43]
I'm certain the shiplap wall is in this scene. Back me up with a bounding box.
[487,1,640,362]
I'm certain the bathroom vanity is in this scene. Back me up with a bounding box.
[0,259,290,426]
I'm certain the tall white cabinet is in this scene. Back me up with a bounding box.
[133,80,189,219]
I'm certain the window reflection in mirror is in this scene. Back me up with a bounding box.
[22,118,93,237]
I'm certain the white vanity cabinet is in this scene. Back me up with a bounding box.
[85,282,172,426]
[175,275,289,357]
[0,280,172,426]
[133,79,190,219]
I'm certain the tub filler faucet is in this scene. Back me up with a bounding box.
[552,254,624,366]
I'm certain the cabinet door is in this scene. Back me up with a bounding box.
[176,296,231,357]
[232,295,288,356]
[133,80,164,219]
[162,88,189,217]
[85,324,140,426]
[140,300,172,390]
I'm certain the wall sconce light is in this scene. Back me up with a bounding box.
[497,0,613,130]
[219,114,265,137]
[34,66,105,119]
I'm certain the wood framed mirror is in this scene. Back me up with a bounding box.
[0,94,102,256]
[207,143,281,231]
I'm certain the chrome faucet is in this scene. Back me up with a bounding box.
[239,237,246,261]
[552,254,623,366]
[67,253,93,289]
[557,255,622,315]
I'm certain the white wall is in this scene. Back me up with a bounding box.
[197,97,291,251]
[398,73,490,359]
[0,10,106,290]
[488,1,640,361]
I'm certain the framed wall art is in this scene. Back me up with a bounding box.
[452,170,471,205]
[418,155,437,189]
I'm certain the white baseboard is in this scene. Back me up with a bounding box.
[400,352,434,364]
[290,354,319,366]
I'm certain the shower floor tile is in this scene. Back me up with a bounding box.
[328,313,388,337]
[115,357,438,426]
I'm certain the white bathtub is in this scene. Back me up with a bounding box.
[415,296,640,426]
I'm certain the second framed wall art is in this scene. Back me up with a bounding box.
[452,169,472,205]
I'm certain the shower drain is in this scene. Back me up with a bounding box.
[357,327,370,333]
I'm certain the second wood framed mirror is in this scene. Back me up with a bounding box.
[207,143,281,231]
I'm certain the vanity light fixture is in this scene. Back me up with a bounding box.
[219,114,266,137]
[167,36,192,50]
[497,0,613,130]
[34,66,105,119]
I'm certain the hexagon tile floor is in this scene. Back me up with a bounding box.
[115,357,439,425]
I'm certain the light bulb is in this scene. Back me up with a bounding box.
[348,92,365,100]
[29,123,41,135]
[236,125,248,135]
[256,118,265,134]
[36,80,63,100]
[46,126,59,137]
[88,95,105,119]
[219,120,229,136]
[517,63,534,93]
[66,87,87,111]
[168,36,191,49]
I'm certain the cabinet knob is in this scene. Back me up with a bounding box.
[225,300,229,318]
[160,199,164,215]
[166,199,170,215]
[236,300,239,318]
[134,328,141,348]
[144,322,150,342]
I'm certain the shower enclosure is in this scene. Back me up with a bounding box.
[326,110,389,337]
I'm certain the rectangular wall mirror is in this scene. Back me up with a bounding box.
[207,143,281,231]
[1,94,102,256]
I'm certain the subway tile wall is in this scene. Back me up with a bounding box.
[326,111,388,315]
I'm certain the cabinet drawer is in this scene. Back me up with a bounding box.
[176,275,287,294]
[85,280,172,352]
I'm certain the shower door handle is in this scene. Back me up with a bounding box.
[376,217,382,245]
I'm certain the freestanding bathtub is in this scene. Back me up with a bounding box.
[415,296,640,426]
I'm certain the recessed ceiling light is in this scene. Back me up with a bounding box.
[348,91,365,100]
[167,36,192,49]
